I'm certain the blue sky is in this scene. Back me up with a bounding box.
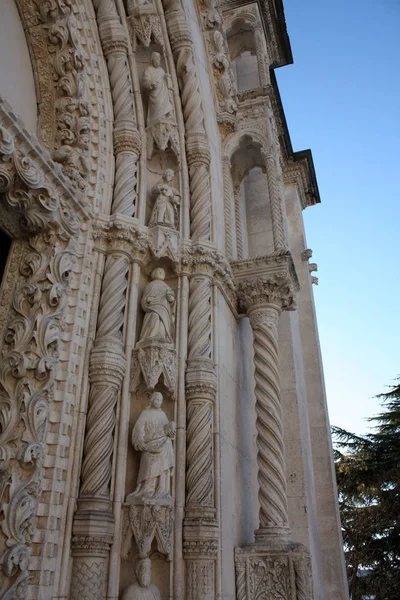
[276,0,400,435]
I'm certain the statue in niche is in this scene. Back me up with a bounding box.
[128,392,175,500]
[121,558,161,600]
[142,52,179,158]
[149,169,180,229]
[137,268,175,345]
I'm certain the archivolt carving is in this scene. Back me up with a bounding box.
[126,0,164,48]
[17,0,92,190]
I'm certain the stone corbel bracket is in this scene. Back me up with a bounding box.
[230,251,299,315]
[0,97,91,240]
[91,214,149,263]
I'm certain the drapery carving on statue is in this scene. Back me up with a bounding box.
[149,169,180,229]
[137,268,175,346]
[127,393,175,500]
[142,53,179,158]
[127,0,164,48]
[121,558,161,600]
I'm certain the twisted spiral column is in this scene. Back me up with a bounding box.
[187,276,212,360]
[263,150,286,251]
[94,0,140,218]
[248,304,289,542]
[70,251,129,600]
[222,157,233,258]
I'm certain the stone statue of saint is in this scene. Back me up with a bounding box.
[121,558,161,600]
[128,392,175,500]
[142,52,173,129]
[149,169,180,229]
[138,268,175,345]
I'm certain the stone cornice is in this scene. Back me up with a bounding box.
[231,251,299,314]
[0,97,91,240]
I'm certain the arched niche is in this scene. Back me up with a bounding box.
[0,0,37,133]
[227,134,275,259]
[226,18,260,92]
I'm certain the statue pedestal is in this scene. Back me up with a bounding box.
[234,542,313,600]
[130,340,177,393]
[148,224,180,262]
[125,496,174,559]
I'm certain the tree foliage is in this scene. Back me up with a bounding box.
[332,380,400,599]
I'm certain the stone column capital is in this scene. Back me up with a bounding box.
[231,251,299,315]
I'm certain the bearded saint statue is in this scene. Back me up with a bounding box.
[121,558,161,600]
[128,392,175,500]
[137,268,175,345]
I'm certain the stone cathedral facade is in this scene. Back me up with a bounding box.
[0,0,349,599]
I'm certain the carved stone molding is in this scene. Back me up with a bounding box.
[0,99,90,240]
[231,251,299,314]
[16,0,92,190]
[0,231,78,597]
[234,543,313,600]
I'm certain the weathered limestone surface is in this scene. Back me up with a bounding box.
[0,1,349,599]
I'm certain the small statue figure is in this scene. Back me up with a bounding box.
[149,169,180,229]
[142,52,179,157]
[138,268,175,345]
[121,558,161,600]
[128,392,175,500]
[142,52,173,128]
